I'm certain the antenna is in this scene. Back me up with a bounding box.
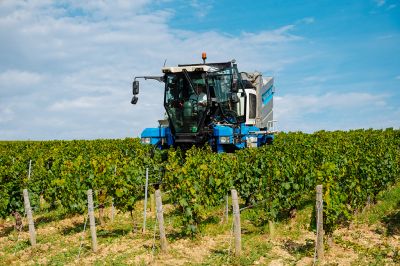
[163,59,167,67]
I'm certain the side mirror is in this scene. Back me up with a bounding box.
[132,80,139,95]
[131,96,138,104]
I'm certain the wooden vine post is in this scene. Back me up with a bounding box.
[23,189,36,246]
[98,190,105,226]
[155,189,168,252]
[111,165,116,222]
[150,193,155,212]
[111,198,115,222]
[28,160,32,179]
[87,189,98,252]
[142,168,149,234]
[225,194,229,222]
[269,220,275,239]
[316,184,324,262]
[231,189,241,256]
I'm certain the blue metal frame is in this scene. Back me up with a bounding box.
[141,127,173,148]
[141,124,274,152]
[211,123,274,152]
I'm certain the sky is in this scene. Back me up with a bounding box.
[0,0,399,140]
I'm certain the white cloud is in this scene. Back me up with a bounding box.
[297,17,315,24]
[0,70,43,87]
[375,0,386,7]
[190,0,213,18]
[49,96,104,111]
[276,92,386,115]
[377,34,394,40]
[241,25,302,44]
[274,92,396,132]
[2,1,395,140]
[0,106,14,123]
[302,75,330,83]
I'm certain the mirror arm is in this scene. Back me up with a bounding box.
[135,76,164,82]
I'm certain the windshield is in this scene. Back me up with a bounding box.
[164,73,208,133]
[208,68,232,103]
[208,68,241,123]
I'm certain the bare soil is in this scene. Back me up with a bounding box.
[0,206,399,266]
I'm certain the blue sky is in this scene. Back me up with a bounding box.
[0,0,399,140]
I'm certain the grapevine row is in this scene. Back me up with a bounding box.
[1,129,399,234]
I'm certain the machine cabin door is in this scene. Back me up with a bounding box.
[164,73,209,134]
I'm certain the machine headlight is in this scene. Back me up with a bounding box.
[247,136,257,143]
[219,136,230,144]
[141,137,151,144]
[246,136,258,148]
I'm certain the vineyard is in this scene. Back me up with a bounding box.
[0,129,400,264]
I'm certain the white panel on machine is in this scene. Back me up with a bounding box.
[257,77,274,129]
[240,72,274,129]
[245,89,257,125]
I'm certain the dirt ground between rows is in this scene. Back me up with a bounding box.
[1,207,399,265]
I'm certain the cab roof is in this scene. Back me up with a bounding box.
[162,61,233,73]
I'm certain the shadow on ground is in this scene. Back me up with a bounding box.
[283,239,314,257]
[382,202,400,236]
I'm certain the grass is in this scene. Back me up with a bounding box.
[202,234,274,266]
[334,234,399,265]
[355,183,400,231]
[331,181,400,265]
[0,181,399,265]
[2,238,30,254]
[47,246,82,266]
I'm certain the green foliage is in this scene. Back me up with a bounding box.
[163,146,235,234]
[0,138,161,217]
[162,129,399,233]
[0,129,399,235]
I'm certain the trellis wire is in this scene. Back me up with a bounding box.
[77,214,89,260]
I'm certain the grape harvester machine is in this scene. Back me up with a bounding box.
[131,53,276,152]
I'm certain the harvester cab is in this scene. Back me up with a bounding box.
[131,53,276,152]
